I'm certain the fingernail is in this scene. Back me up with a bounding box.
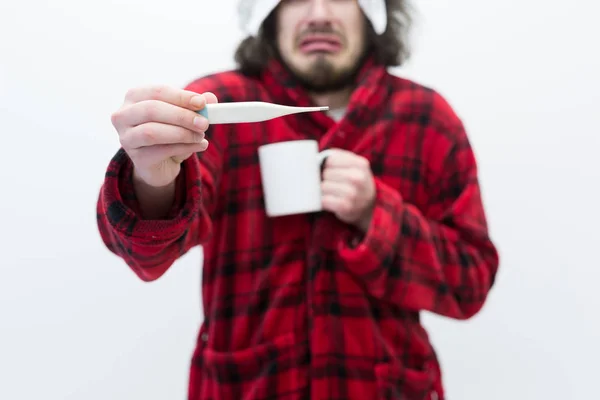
[190,95,205,108]
[200,139,209,150]
[193,116,209,130]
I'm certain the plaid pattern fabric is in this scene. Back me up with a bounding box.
[97,56,499,400]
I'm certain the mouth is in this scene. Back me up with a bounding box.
[298,34,342,54]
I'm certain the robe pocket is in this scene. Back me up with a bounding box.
[375,362,438,400]
[200,333,310,400]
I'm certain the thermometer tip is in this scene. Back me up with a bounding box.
[319,106,329,111]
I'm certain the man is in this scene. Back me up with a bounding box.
[97,0,500,398]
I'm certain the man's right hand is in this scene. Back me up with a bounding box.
[111,85,218,188]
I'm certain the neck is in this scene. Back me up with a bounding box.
[309,86,353,109]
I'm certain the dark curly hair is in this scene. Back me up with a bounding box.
[233,0,413,76]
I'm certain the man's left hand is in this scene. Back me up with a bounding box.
[321,149,376,233]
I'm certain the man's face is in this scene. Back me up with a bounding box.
[275,0,368,92]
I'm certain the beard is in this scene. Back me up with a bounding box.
[280,49,369,94]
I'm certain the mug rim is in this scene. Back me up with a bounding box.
[258,139,318,151]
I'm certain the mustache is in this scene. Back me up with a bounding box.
[295,27,345,45]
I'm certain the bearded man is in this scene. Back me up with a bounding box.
[97,0,500,399]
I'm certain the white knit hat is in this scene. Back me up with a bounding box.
[237,0,388,36]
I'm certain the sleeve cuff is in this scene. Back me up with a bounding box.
[100,148,203,241]
[337,179,404,277]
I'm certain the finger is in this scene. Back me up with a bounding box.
[321,180,357,200]
[323,167,351,182]
[118,100,209,133]
[131,141,209,167]
[171,152,196,164]
[121,122,205,149]
[171,139,209,163]
[322,166,367,185]
[322,195,352,216]
[325,150,369,168]
[124,85,212,111]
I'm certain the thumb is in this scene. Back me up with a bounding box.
[202,91,219,105]
[171,152,194,164]
[188,91,219,112]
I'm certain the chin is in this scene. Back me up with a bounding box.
[299,54,348,69]
[301,50,342,61]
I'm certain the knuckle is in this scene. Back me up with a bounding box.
[139,125,156,145]
[124,87,138,102]
[347,186,358,201]
[179,90,189,107]
[149,85,168,100]
[118,134,127,148]
[143,101,158,120]
[340,201,352,214]
[178,127,192,143]
[350,171,364,185]
[194,131,205,143]
[118,130,133,148]
[176,109,188,126]
[110,110,123,127]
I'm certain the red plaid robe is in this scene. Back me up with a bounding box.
[97,56,499,400]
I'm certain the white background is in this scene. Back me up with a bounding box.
[1,0,598,398]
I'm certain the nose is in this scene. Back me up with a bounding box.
[306,0,334,30]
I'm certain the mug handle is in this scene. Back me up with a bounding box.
[316,149,333,168]
[317,149,333,177]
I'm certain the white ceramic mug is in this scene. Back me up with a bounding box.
[258,140,332,217]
